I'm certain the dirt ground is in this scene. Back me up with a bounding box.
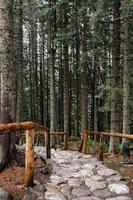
[0,152,51,200]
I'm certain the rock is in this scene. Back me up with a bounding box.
[72,196,102,200]
[106,175,122,183]
[93,188,111,198]
[97,167,117,177]
[81,163,96,170]
[30,186,46,197]
[36,197,46,200]
[72,172,82,178]
[60,185,72,200]
[45,190,66,200]
[45,183,60,193]
[50,175,67,185]
[71,187,91,198]
[90,175,104,181]
[105,196,132,200]
[108,183,129,194]
[80,169,94,177]
[68,178,83,187]
[85,179,106,192]
[82,154,92,159]
[0,187,13,200]
[22,193,37,200]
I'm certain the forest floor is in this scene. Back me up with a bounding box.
[0,141,132,199]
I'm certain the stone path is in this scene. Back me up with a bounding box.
[23,148,132,200]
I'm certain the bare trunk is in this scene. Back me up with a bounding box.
[63,4,69,133]
[0,0,13,169]
[109,0,121,154]
[81,4,88,131]
[16,0,23,121]
[123,0,130,144]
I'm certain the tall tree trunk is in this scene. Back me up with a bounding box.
[16,0,23,121]
[49,0,57,146]
[0,0,13,169]
[109,0,121,154]
[123,0,130,143]
[63,3,69,133]
[75,0,81,137]
[81,3,88,131]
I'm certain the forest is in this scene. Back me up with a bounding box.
[0,0,133,169]
[0,0,133,199]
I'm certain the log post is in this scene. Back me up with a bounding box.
[24,129,35,187]
[81,130,88,154]
[64,132,68,150]
[98,135,104,161]
[45,130,51,159]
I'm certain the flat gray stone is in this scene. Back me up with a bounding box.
[97,167,117,177]
[90,175,104,181]
[93,188,111,198]
[22,193,37,200]
[108,183,129,194]
[72,187,91,198]
[60,185,72,199]
[45,191,66,200]
[85,179,106,192]
[72,196,102,200]
[107,175,122,183]
[82,154,92,159]
[50,175,67,185]
[106,196,132,200]
[72,172,82,178]
[68,178,83,187]
[80,169,94,177]
[37,197,46,200]
[45,183,60,192]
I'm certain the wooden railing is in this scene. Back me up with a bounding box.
[80,130,133,160]
[0,121,50,187]
[50,131,68,150]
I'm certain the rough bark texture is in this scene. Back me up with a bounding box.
[0,0,13,169]
[123,0,130,144]
[81,3,88,132]
[16,0,23,121]
[49,0,57,147]
[63,3,69,133]
[109,0,121,154]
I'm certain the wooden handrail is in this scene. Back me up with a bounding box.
[0,121,50,187]
[88,131,133,140]
[0,121,49,134]
[80,130,133,156]
[50,131,68,150]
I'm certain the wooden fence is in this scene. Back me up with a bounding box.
[0,122,68,187]
[80,130,133,160]
[50,131,68,150]
[0,121,50,187]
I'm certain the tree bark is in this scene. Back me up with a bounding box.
[63,3,69,133]
[81,3,88,132]
[123,0,130,144]
[109,0,121,154]
[0,0,13,169]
